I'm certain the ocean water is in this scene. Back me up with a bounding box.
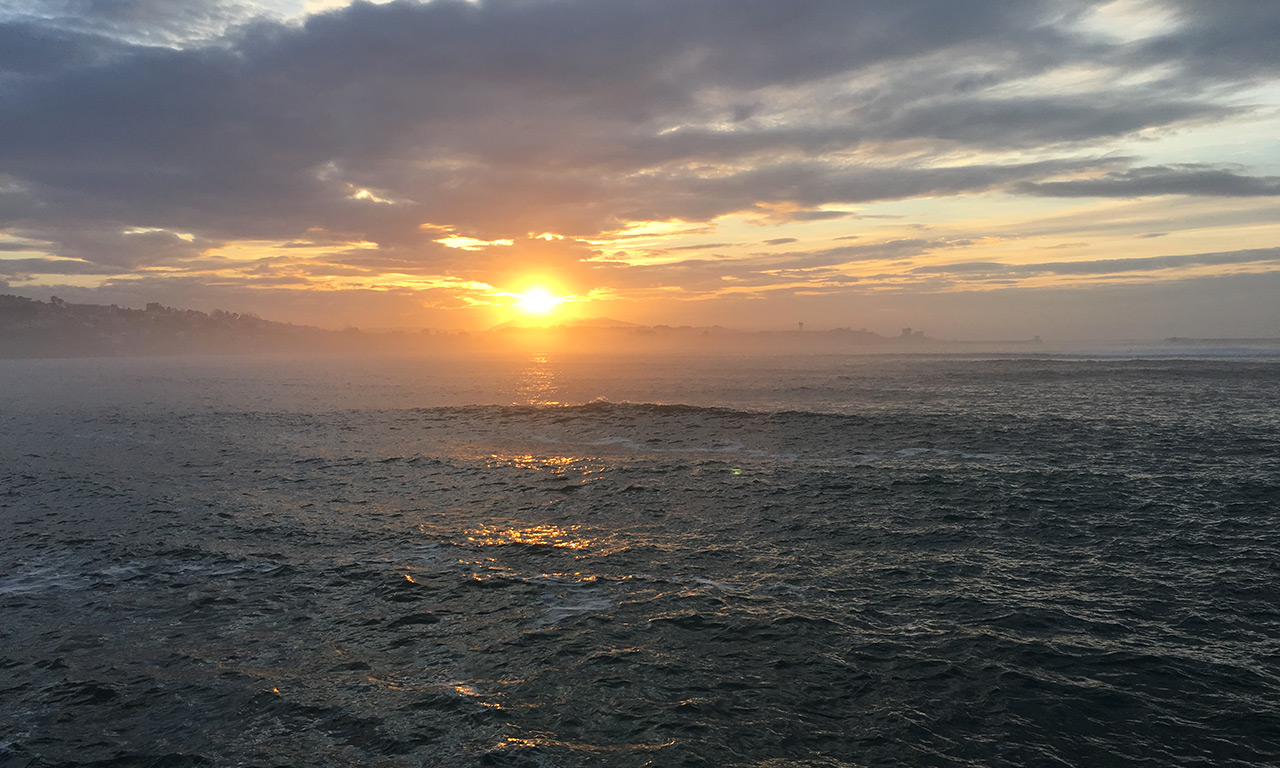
[1,352,1278,767]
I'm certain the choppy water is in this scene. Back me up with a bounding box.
[2,352,1279,767]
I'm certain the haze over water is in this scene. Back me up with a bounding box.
[2,351,1278,766]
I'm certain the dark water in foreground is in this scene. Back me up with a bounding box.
[2,353,1279,767]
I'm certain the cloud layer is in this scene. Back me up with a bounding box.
[1,0,1278,333]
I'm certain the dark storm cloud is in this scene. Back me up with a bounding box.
[0,0,1274,279]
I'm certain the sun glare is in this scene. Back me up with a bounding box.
[517,287,562,314]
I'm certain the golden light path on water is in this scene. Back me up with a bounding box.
[515,351,561,405]
[464,524,593,551]
[2,355,1277,765]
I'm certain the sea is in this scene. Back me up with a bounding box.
[1,350,1278,767]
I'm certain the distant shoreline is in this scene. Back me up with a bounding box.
[2,294,1277,359]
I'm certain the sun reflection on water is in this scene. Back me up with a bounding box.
[497,735,677,753]
[452,683,505,709]
[515,351,562,405]
[485,453,580,470]
[465,524,593,550]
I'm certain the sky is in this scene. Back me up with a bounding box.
[1,0,1278,339]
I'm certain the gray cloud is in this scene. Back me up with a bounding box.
[1132,1,1280,81]
[1019,166,1280,198]
[659,243,738,252]
[910,247,1280,278]
[762,239,943,270]
[0,257,118,275]
[0,22,127,77]
[0,0,1275,293]
[0,0,264,45]
[876,97,1233,148]
[1028,247,1280,275]
[616,239,945,294]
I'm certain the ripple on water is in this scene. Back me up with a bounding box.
[2,356,1279,766]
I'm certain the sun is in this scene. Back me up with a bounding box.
[516,287,562,314]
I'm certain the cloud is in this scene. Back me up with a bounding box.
[910,246,1280,278]
[873,96,1233,148]
[1019,166,1280,198]
[0,0,1276,319]
[654,242,738,253]
[0,257,119,275]
[594,238,944,297]
[0,21,126,76]
[0,0,267,45]
[1130,1,1280,81]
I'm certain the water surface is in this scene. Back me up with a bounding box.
[2,352,1278,766]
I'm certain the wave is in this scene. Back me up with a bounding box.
[413,399,763,418]
[407,400,889,426]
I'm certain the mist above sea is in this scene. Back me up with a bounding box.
[2,352,1278,767]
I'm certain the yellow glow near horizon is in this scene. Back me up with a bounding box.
[517,287,563,314]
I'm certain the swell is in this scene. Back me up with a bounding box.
[412,400,768,419]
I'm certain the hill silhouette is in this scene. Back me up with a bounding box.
[0,294,399,357]
[0,294,919,358]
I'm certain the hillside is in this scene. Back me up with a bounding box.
[0,295,350,357]
[0,294,915,358]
